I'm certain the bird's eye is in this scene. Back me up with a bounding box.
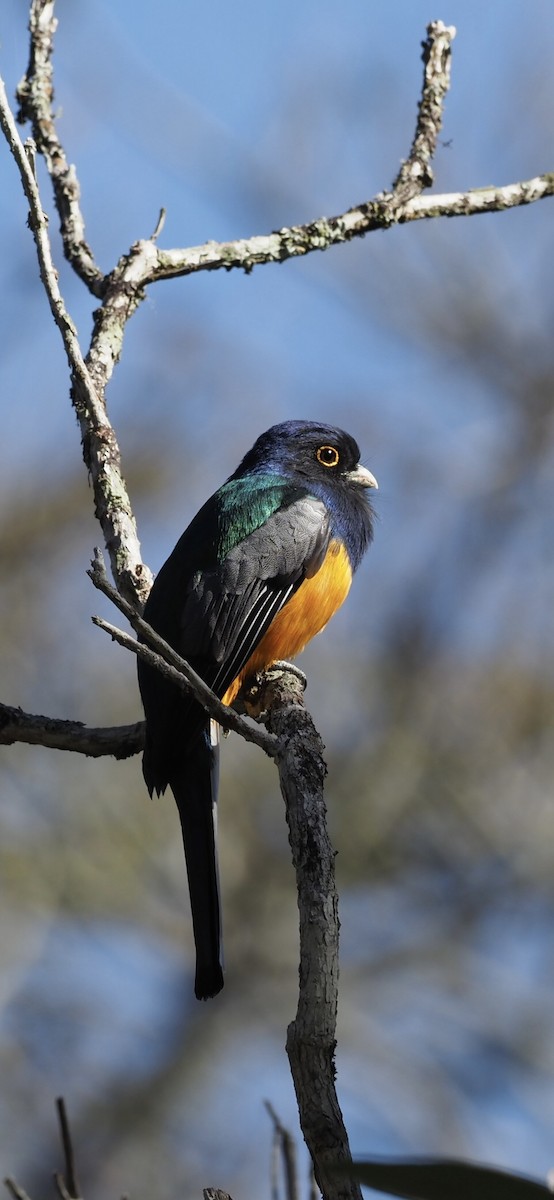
[316,445,340,468]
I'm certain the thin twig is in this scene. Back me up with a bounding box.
[53,1177,73,1200]
[4,1181,33,1200]
[264,1102,300,1200]
[0,542,279,757]
[89,549,277,757]
[150,206,166,241]
[55,1098,81,1200]
[0,77,99,416]
[269,1114,280,1200]
[92,617,275,756]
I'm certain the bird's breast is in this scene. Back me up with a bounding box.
[222,538,352,705]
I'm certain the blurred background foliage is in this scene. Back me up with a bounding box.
[0,0,553,1197]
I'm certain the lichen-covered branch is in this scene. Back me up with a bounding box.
[407,173,554,218]
[118,168,554,287]
[389,20,455,202]
[0,76,150,608]
[16,0,104,294]
[0,77,96,407]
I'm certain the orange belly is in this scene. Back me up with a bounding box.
[222,538,352,706]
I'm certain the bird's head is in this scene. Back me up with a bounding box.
[230,420,378,492]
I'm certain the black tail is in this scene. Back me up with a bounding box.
[169,723,224,1000]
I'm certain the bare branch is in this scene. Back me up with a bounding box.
[0,76,97,405]
[265,1102,300,1200]
[150,206,167,241]
[251,670,361,1200]
[0,545,281,760]
[53,20,551,295]
[4,1180,33,1200]
[119,170,553,289]
[55,1098,81,1200]
[407,174,554,218]
[0,701,143,759]
[0,75,151,608]
[16,0,104,294]
[93,613,276,757]
[88,549,277,757]
[390,20,455,202]
[53,1177,73,1200]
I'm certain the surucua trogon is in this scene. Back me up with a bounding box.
[138,420,378,999]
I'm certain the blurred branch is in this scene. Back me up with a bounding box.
[0,701,143,759]
[265,1101,299,1200]
[54,1098,81,1200]
[4,1100,84,1200]
[4,1181,32,1200]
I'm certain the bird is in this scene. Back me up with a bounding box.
[137,420,378,999]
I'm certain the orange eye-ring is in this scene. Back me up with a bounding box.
[316,445,340,468]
